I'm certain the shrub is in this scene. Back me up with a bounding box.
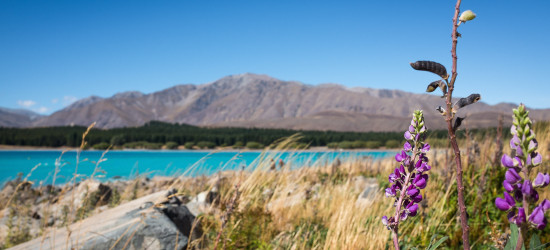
[385,140,400,148]
[337,141,354,149]
[164,141,179,149]
[197,141,216,149]
[246,141,264,149]
[92,142,110,150]
[233,141,244,149]
[365,141,381,149]
[184,142,195,149]
[351,140,366,149]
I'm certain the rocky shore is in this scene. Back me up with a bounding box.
[0,159,382,249]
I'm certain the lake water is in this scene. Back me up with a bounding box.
[0,150,395,185]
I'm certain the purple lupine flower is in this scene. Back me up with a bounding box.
[503,180,515,193]
[413,174,428,189]
[505,168,522,184]
[407,186,419,197]
[508,208,526,225]
[406,203,419,216]
[400,211,408,221]
[388,172,399,183]
[404,131,413,140]
[516,146,524,157]
[421,143,430,153]
[540,199,550,212]
[403,141,412,151]
[510,134,520,148]
[496,104,549,235]
[501,154,518,168]
[528,205,547,230]
[533,173,550,188]
[399,165,406,176]
[385,187,396,197]
[528,139,538,153]
[395,150,407,162]
[383,110,430,234]
[418,162,431,173]
[522,180,539,203]
[495,192,515,211]
[412,193,422,203]
[532,152,542,166]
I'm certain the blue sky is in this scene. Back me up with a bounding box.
[1,1,549,114]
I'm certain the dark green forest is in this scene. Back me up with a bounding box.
[0,121,507,149]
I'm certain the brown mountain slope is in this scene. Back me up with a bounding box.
[23,73,550,131]
[0,108,42,127]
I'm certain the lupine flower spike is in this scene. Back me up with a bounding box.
[495,104,548,246]
[383,110,431,249]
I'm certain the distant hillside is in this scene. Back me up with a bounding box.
[0,107,42,127]
[3,73,550,131]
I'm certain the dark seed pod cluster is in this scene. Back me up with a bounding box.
[454,94,481,109]
[410,61,448,79]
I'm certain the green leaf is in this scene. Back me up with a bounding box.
[426,235,448,250]
[530,234,542,249]
[505,224,524,250]
[530,233,550,250]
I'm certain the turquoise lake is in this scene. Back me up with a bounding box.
[0,150,395,185]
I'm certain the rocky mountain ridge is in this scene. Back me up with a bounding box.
[3,73,550,132]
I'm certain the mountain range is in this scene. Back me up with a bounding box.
[3,73,550,132]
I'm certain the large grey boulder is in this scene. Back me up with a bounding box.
[10,190,200,250]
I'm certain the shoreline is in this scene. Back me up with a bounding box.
[0,144,400,153]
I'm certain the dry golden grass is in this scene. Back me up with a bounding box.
[2,121,550,249]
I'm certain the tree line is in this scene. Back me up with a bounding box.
[0,121,508,149]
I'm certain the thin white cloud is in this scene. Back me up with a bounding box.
[35,106,49,114]
[63,96,78,106]
[51,98,59,104]
[17,100,36,108]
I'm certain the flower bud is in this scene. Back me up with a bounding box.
[459,10,476,23]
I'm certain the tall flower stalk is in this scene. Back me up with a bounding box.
[382,110,431,249]
[495,104,548,249]
[409,2,478,248]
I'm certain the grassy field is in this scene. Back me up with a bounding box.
[1,122,549,249]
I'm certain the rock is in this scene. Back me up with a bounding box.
[352,176,377,192]
[35,195,49,204]
[161,205,202,239]
[356,178,379,206]
[10,190,200,250]
[185,189,219,217]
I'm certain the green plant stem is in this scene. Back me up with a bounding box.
[447,0,470,249]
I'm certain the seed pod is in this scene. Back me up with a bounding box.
[453,117,465,131]
[426,80,441,93]
[454,94,481,110]
[439,81,447,98]
[436,106,446,116]
[410,61,448,79]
